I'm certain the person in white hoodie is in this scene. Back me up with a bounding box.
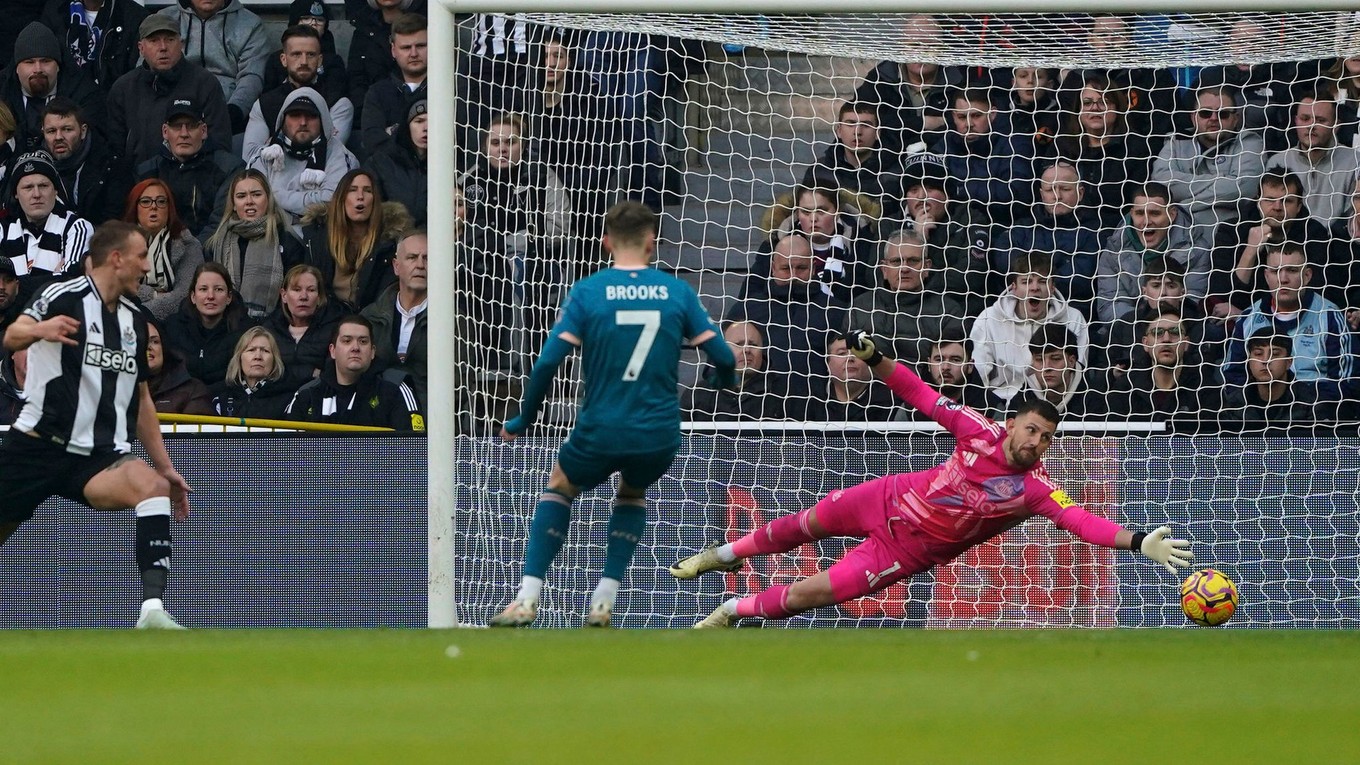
[970,251,1089,402]
[246,86,357,223]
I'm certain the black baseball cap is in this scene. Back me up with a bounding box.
[284,96,321,118]
[164,97,205,124]
[0,257,17,279]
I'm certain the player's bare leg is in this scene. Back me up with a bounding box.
[585,480,648,628]
[490,464,581,627]
[83,457,186,629]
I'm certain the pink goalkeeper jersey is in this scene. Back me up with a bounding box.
[881,363,1123,554]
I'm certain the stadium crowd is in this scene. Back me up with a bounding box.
[1,6,1359,431]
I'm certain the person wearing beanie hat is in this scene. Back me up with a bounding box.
[0,149,95,301]
[248,24,353,161]
[1,22,109,153]
[366,97,428,225]
[0,0,47,74]
[37,0,149,89]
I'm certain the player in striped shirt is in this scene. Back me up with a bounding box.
[671,329,1194,628]
[0,221,193,629]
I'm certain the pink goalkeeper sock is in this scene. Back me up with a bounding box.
[734,584,796,619]
[730,508,816,559]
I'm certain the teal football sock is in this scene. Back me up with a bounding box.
[523,491,573,579]
[602,501,647,582]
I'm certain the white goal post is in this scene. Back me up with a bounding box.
[427,2,1360,628]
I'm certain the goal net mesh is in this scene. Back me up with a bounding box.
[451,12,1360,628]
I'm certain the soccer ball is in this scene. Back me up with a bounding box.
[1180,568,1239,627]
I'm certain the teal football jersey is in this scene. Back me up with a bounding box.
[553,267,717,452]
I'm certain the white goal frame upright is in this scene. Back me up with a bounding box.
[425,0,1360,627]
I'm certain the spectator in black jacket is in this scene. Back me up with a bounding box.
[135,96,243,241]
[203,168,305,318]
[684,319,783,421]
[285,314,423,430]
[161,260,253,385]
[523,32,615,265]
[262,1,349,113]
[361,12,426,156]
[1220,329,1318,426]
[914,330,991,416]
[799,101,899,225]
[850,14,956,157]
[344,0,425,136]
[262,263,342,384]
[107,14,231,166]
[210,325,298,420]
[2,21,107,152]
[800,334,898,422]
[145,317,215,415]
[40,0,148,90]
[365,98,427,226]
[40,97,128,224]
[1114,309,1223,424]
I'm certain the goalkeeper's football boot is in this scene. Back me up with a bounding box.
[693,603,737,629]
[135,607,187,630]
[488,597,538,628]
[584,601,612,628]
[669,543,742,580]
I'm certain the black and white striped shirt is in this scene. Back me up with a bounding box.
[1,208,93,282]
[470,13,530,59]
[15,277,149,455]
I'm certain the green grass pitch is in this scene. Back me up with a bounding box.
[4,629,1358,764]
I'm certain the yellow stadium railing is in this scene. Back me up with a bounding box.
[156,413,395,433]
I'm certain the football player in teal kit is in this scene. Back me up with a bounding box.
[490,202,737,628]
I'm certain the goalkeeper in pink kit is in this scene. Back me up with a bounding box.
[671,330,1195,628]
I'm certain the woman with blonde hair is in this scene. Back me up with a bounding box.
[205,169,306,319]
[122,178,204,320]
[262,263,343,383]
[299,168,411,312]
[209,326,298,421]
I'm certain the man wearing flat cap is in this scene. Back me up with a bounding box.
[1,22,107,152]
[107,14,231,167]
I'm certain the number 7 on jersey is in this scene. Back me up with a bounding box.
[616,310,661,381]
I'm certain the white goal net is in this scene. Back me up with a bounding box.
[450,11,1360,628]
